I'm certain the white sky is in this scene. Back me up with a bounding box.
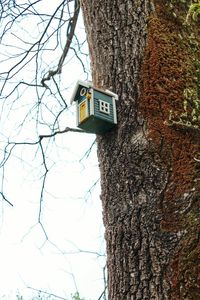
[0,2,106,299]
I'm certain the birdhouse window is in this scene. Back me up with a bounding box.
[99,100,110,115]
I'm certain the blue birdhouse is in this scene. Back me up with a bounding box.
[70,80,118,134]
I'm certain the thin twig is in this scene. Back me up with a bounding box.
[27,287,67,300]
[0,192,14,207]
[79,139,96,162]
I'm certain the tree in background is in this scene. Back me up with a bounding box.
[1,0,200,299]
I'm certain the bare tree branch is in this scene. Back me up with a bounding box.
[41,0,80,88]
[39,126,89,140]
[0,126,93,212]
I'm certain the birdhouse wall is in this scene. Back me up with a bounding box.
[93,90,117,124]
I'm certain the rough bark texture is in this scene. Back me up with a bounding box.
[81,1,200,299]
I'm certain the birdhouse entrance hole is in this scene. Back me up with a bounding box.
[80,87,87,96]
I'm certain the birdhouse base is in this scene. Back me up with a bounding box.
[78,115,116,134]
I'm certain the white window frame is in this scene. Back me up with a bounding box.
[99,100,110,115]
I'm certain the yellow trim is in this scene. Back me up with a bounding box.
[79,100,88,123]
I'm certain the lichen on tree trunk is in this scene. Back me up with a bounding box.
[81,0,200,299]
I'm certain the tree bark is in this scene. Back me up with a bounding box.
[81,1,200,299]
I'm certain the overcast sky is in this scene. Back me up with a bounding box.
[0,2,106,299]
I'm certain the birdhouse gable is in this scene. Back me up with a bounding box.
[70,80,92,104]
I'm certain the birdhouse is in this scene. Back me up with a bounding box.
[70,80,118,134]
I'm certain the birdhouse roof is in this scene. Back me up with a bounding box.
[70,80,118,104]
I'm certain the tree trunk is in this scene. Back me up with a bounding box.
[81,1,200,299]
